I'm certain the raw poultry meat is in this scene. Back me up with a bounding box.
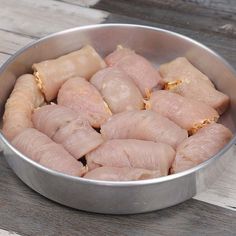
[33,45,106,101]
[32,104,77,138]
[147,90,219,134]
[101,110,188,148]
[90,67,144,113]
[57,77,112,128]
[171,123,233,173]
[5,47,233,181]
[32,104,103,159]
[86,139,175,176]
[3,74,44,140]
[159,57,214,87]
[12,128,87,176]
[105,46,163,96]
[84,166,161,181]
[160,57,229,114]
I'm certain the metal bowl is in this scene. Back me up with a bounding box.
[0,24,236,214]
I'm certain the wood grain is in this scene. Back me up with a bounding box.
[0,229,21,236]
[0,155,235,236]
[57,0,100,7]
[0,29,34,55]
[104,13,236,68]
[95,0,236,38]
[0,53,10,66]
[0,0,108,38]
[194,146,236,210]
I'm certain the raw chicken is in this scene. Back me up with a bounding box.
[32,104,77,138]
[90,67,144,113]
[57,77,112,128]
[147,90,219,134]
[161,57,229,114]
[86,139,175,176]
[53,118,103,159]
[159,57,214,87]
[105,47,135,65]
[171,123,233,173]
[32,104,103,159]
[101,110,188,149]
[33,45,106,101]
[105,46,163,96]
[84,166,161,181]
[3,74,44,140]
[12,128,87,176]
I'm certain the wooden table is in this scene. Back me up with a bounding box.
[0,1,236,235]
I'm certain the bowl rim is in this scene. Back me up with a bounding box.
[1,23,236,187]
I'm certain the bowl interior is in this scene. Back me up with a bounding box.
[0,23,236,170]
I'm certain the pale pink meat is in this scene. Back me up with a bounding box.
[57,77,112,128]
[160,57,229,114]
[84,166,161,181]
[86,139,175,176]
[32,104,77,138]
[101,110,188,149]
[105,46,163,96]
[159,57,214,87]
[105,47,135,66]
[90,67,144,113]
[12,128,87,176]
[3,74,44,140]
[33,45,106,101]
[53,118,103,159]
[148,90,219,134]
[171,123,233,173]
[32,104,103,159]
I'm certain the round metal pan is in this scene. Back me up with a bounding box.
[0,24,236,214]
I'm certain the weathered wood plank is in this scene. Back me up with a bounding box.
[180,0,236,13]
[94,0,236,38]
[0,30,34,55]
[127,0,236,18]
[57,0,100,7]
[0,229,21,236]
[0,0,108,38]
[0,53,10,66]
[104,14,236,67]
[194,145,236,210]
[0,155,235,236]
[67,0,236,14]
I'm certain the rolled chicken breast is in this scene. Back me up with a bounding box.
[32,104,103,159]
[86,139,175,176]
[90,67,144,113]
[101,110,188,149]
[105,46,163,96]
[160,57,229,114]
[84,166,161,181]
[3,74,44,140]
[57,77,112,128]
[32,104,77,139]
[159,57,214,87]
[12,128,87,176]
[147,90,219,134]
[171,123,233,173]
[33,45,106,101]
